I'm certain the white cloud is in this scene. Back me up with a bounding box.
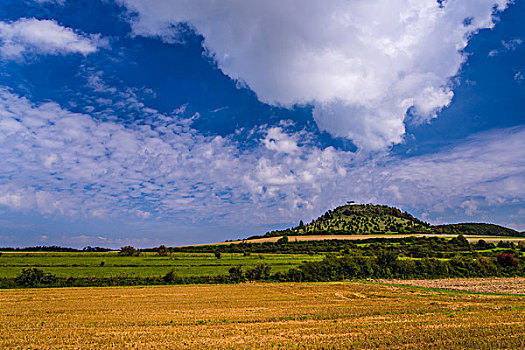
[0,18,102,59]
[119,0,510,150]
[489,37,523,56]
[0,87,523,231]
[515,71,524,82]
[262,126,301,154]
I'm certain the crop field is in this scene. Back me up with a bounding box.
[381,277,525,294]
[237,234,525,244]
[0,281,524,349]
[0,252,322,278]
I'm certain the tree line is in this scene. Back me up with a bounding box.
[2,235,523,288]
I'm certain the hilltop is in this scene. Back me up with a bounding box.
[254,203,523,238]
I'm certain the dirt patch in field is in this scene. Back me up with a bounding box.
[184,234,525,246]
[380,277,525,294]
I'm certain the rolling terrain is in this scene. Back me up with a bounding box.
[256,203,523,238]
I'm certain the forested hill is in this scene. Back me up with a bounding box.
[255,203,523,238]
[259,204,432,238]
[435,223,522,237]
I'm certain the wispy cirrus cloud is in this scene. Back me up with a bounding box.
[0,18,104,59]
[0,86,523,234]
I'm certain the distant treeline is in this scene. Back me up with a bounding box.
[163,235,522,258]
[2,235,524,289]
[435,223,524,237]
[1,251,523,289]
[0,246,112,252]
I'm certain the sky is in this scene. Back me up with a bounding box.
[0,0,523,248]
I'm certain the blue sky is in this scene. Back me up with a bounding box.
[0,0,523,248]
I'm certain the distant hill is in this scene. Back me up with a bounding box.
[254,203,523,238]
[258,204,432,238]
[435,223,522,237]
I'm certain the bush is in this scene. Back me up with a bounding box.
[228,266,244,282]
[497,253,519,268]
[119,246,140,256]
[215,251,222,259]
[14,268,56,287]
[157,245,170,256]
[163,269,178,283]
[245,264,271,281]
[277,235,289,244]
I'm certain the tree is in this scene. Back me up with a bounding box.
[245,264,271,280]
[156,245,169,256]
[215,251,222,259]
[299,220,304,228]
[163,268,178,283]
[497,253,518,268]
[228,266,244,282]
[14,267,56,287]
[451,234,470,248]
[277,235,289,244]
[119,245,140,256]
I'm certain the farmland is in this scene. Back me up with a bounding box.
[0,252,322,278]
[1,234,525,288]
[381,277,525,294]
[0,281,524,349]
[234,234,525,244]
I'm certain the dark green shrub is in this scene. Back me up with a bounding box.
[163,269,178,283]
[157,245,170,256]
[277,236,289,244]
[119,246,140,256]
[14,267,56,287]
[245,264,271,281]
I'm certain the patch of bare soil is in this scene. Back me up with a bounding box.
[380,277,525,294]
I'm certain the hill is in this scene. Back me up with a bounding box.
[258,204,432,238]
[255,203,523,238]
[435,223,522,237]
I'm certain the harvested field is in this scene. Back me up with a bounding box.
[1,282,524,349]
[381,277,525,294]
[215,234,525,245]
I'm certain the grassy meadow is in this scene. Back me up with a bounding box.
[0,281,524,349]
[0,251,322,278]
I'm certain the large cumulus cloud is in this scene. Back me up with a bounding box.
[119,0,510,150]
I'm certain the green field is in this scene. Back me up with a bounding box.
[0,252,323,278]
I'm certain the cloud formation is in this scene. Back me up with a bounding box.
[120,0,510,150]
[0,18,102,58]
[0,87,523,232]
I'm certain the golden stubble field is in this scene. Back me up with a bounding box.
[0,282,524,349]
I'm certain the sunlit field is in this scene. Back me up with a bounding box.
[1,281,523,349]
[0,252,322,278]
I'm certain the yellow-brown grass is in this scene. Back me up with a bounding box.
[1,282,524,349]
[191,234,525,246]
